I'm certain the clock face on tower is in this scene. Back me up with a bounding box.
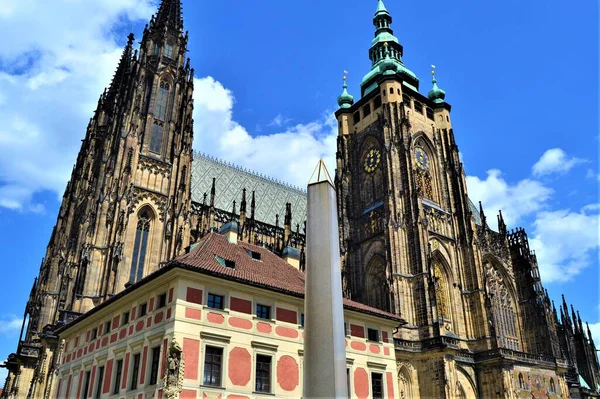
[363,148,381,173]
[415,147,429,171]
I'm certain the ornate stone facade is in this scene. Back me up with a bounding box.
[3,0,599,398]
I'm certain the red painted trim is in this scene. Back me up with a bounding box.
[350,324,365,338]
[88,365,96,398]
[228,317,252,330]
[207,312,225,324]
[103,359,114,394]
[275,326,299,339]
[368,344,381,354]
[386,372,395,398]
[146,316,152,328]
[56,378,63,398]
[186,287,202,304]
[65,374,73,398]
[166,308,172,319]
[183,338,200,380]
[276,307,297,324]
[76,370,84,398]
[160,339,168,378]
[382,330,389,343]
[140,346,148,385]
[131,306,136,320]
[230,297,252,314]
[350,341,367,351]
[112,315,120,330]
[185,307,201,320]
[168,287,174,303]
[121,353,130,390]
[154,311,164,324]
[149,297,155,313]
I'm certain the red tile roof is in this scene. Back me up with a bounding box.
[173,232,402,322]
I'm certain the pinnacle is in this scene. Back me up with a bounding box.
[154,0,184,33]
[308,159,334,186]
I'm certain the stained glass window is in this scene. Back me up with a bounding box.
[130,210,151,284]
[150,123,163,154]
[155,83,169,121]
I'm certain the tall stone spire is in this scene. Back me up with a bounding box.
[154,0,184,34]
[103,33,135,112]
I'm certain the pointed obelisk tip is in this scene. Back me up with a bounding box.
[308,159,334,186]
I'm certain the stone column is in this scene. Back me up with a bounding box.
[303,160,348,398]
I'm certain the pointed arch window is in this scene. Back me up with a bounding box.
[365,256,390,312]
[74,260,87,297]
[150,123,163,154]
[485,263,521,351]
[130,210,152,284]
[164,44,174,59]
[155,83,170,121]
[433,261,450,320]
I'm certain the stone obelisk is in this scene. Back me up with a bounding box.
[303,160,348,398]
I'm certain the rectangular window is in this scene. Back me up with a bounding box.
[256,304,271,319]
[95,366,104,399]
[372,373,383,399]
[82,370,91,399]
[367,328,380,342]
[113,359,123,394]
[139,303,147,317]
[150,123,163,154]
[122,311,130,326]
[402,94,411,108]
[426,107,434,120]
[363,103,371,117]
[104,321,111,335]
[90,328,97,340]
[164,44,174,59]
[353,111,360,124]
[255,355,272,393]
[373,95,382,109]
[203,346,223,386]
[300,313,305,328]
[347,368,351,399]
[157,293,167,309]
[207,294,224,310]
[130,353,141,390]
[414,100,423,114]
[149,347,161,385]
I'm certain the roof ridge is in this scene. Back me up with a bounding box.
[192,151,307,194]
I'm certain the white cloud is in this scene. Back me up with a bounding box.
[0,315,22,336]
[192,77,337,188]
[532,148,586,177]
[466,169,552,227]
[529,204,599,283]
[0,0,156,211]
[268,113,292,128]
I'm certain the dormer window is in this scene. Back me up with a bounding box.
[246,250,261,261]
[215,255,235,269]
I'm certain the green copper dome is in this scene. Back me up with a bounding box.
[337,79,354,109]
[428,73,446,104]
[360,0,419,96]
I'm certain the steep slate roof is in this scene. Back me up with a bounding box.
[190,152,481,228]
[174,232,403,322]
[191,152,307,227]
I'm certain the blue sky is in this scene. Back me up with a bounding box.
[0,0,597,379]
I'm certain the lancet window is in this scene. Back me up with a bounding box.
[365,256,390,312]
[130,209,152,284]
[433,261,450,320]
[73,260,87,297]
[485,263,521,351]
[150,123,163,154]
[155,83,170,121]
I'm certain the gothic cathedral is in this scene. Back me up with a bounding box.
[3,0,599,398]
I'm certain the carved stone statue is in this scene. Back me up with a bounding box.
[163,339,184,399]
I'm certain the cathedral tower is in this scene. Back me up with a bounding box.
[3,1,194,396]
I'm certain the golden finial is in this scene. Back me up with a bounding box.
[343,70,349,82]
[384,42,389,47]
[431,64,436,78]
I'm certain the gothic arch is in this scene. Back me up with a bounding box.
[123,205,158,288]
[412,133,441,204]
[431,253,454,324]
[365,254,391,312]
[397,365,414,399]
[358,137,385,208]
[483,255,522,351]
[455,366,478,399]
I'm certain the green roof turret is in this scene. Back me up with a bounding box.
[337,75,354,109]
[428,66,446,104]
[360,0,419,96]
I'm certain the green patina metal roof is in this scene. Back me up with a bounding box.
[428,74,447,104]
[337,80,354,109]
[358,0,419,97]
[191,152,307,227]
